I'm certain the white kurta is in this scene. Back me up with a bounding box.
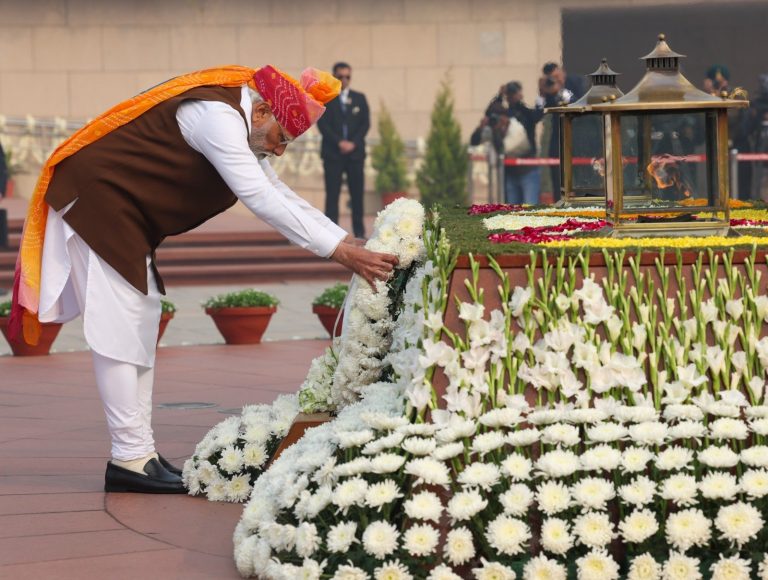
[39,85,347,367]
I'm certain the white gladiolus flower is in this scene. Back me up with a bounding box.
[627,553,661,580]
[501,453,533,480]
[447,489,488,522]
[542,423,581,447]
[572,477,615,511]
[665,508,711,551]
[710,418,749,440]
[741,468,768,498]
[621,446,654,473]
[660,474,699,506]
[457,462,502,489]
[499,483,534,516]
[699,472,739,500]
[507,428,541,447]
[326,522,357,554]
[725,298,744,321]
[404,491,443,522]
[715,502,764,547]
[619,508,659,543]
[473,559,518,580]
[403,524,439,557]
[445,527,475,565]
[523,554,567,580]
[576,549,620,580]
[536,449,580,478]
[574,512,615,548]
[710,556,752,580]
[656,447,694,471]
[405,457,451,486]
[536,481,572,515]
[540,517,573,555]
[509,286,533,317]
[471,431,507,455]
[486,515,531,555]
[698,445,740,468]
[741,445,768,467]
[663,553,703,580]
[362,521,399,559]
[365,480,403,510]
[374,560,413,580]
[619,476,657,507]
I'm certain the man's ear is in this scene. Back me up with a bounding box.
[252,102,272,122]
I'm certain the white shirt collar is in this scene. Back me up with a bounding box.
[241,85,253,134]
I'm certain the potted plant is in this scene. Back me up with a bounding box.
[0,300,63,356]
[157,298,176,344]
[312,283,348,338]
[371,103,409,208]
[203,289,279,345]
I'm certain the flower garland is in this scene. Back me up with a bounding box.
[181,395,298,502]
[487,218,609,244]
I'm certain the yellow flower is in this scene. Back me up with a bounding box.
[542,236,768,250]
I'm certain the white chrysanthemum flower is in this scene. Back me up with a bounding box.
[242,443,268,468]
[486,515,531,556]
[572,477,615,511]
[402,436,437,456]
[618,475,656,507]
[426,564,462,580]
[405,457,451,486]
[294,521,321,558]
[621,446,654,473]
[576,549,620,580]
[750,418,768,435]
[499,483,534,516]
[432,442,465,461]
[362,521,399,559]
[660,474,699,506]
[759,554,768,580]
[327,521,358,553]
[242,422,271,443]
[700,472,739,500]
[627,553,661,580]
[710,418,749,440]
[746,405,768,419]
[479,407,522,428]
[373,559,412,580]
[614,405,658,424]
[361,412,410,431]
[226,474,252,502]
[471,431,507,455]
[665,508,711,551]
[365,479,403,510]
[334,457,374,477]
[507,428,541,447]
[586,422,628,443]
[403,524,439,557]
[715,502,764,547]
[580,444,621,472]
[457,462,502,489]
[741,445,768,467]
[366,431,406,453]
[369,453,406,474]
[628,422,669,446]
[218,446,245,474]
[574,512,615,548]
[540,517,573,556]
[404,490,443,522]
[541,423,581,447]
[336,429,376,449]
[710,556,752,580]
[698,445,740,468]
[528,409,566,426]
[206,477,228,502]
[668,420,707,441]
[536,449,580,478]
[445,527,475,566]
[501,453,533,480]
[263,522,297,551]
[473,558,518,580]
[447,489,488,522]
[536,481,572,515]
[663,404,704,422]
[656,447,694,471]
[523,554,567,580]
[619,508,659,543]
[741,468,768,499]
[332,477,368,513]
[568,408,609,425]
[663,552,702,580]
[331,564,368,580]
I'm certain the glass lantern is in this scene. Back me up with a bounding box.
[547,59,623,207]
[591,34,748,237]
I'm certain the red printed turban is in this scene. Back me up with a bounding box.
[252,65,341,138]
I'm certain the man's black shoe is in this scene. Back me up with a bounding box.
[157,454,183,476]
[104,458,186,494]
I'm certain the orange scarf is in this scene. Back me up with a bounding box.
[11,66,259,344]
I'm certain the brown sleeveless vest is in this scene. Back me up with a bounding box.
[45,85,248,295]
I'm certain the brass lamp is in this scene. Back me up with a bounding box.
[591,34,748,237]
[547,58,623,207]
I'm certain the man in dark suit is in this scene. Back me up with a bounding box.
[318,62,370,238]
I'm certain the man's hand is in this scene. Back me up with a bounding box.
[331,242,398,288]
[339,140,356,154]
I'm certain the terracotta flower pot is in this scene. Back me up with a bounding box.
[382,191,407,207]
[157,311,174,344]
[0,317,62,356]
[205,306,276,345]
[312,304,343,338]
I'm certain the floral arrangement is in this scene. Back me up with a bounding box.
[0,300,10,317]
[299,197,426,413]
[312,283,349,310]
[203,289,279,310]
[160,298,176,314]
[182,395,299,502]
